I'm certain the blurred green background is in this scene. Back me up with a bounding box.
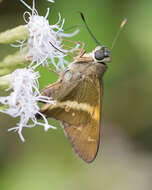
[0,0,152,189]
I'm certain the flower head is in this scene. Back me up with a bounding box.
[0,68,56,142]
[21,0,79,70]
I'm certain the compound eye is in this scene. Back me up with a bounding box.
[104,50,110,57]
[94,49,105,60]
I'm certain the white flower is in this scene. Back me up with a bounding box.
[21,0,79,70]
[0,68,56,142]
[47,0,55,3]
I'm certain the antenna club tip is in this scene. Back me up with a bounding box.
[111,18,127,50]
[120,18,127,28]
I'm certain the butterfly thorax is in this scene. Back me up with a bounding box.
[66,60,107,81]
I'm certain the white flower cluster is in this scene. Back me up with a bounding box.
[0,69,56,141]
[23,0,79,70]
[0,0,79,141]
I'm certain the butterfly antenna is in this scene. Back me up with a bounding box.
[79,12,101,46]
[111,18,127,50]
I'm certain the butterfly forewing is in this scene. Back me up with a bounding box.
[40,75,103,162]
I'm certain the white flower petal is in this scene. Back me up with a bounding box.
[47,0,55,3]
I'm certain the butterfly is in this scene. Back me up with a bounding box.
[38,13,127,163]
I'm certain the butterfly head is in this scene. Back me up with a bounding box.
[93,46,112,64]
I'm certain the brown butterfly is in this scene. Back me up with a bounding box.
[38,14,127,163]
[39,45,111,163]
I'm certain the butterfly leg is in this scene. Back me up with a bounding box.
[77,41,86,57]
[63,38,86,57]
[47,67,60,76]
